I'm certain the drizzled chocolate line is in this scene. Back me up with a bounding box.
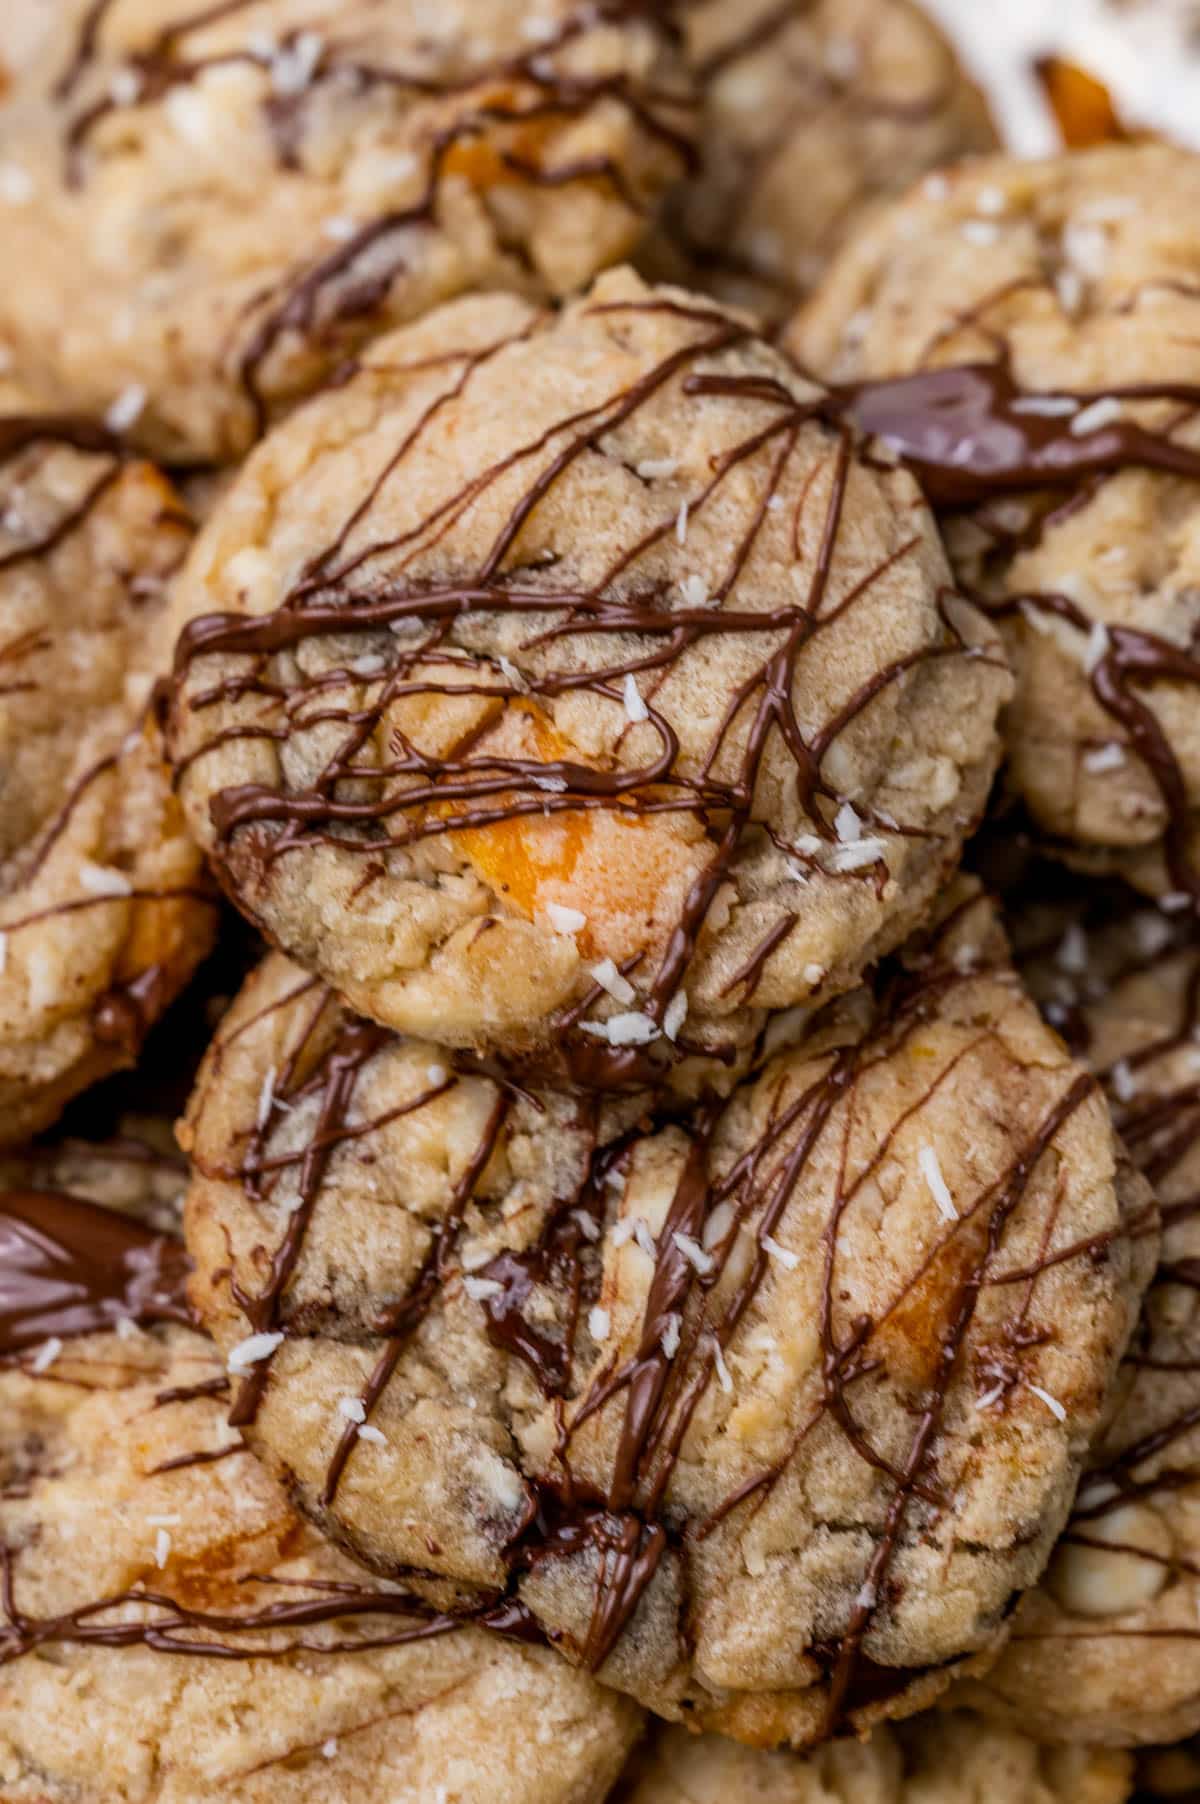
[171,295,991,1081]
[828,358,1200,901]
[0,1188,194,1355]
[50,1,693,431]
[210,898,1108,1725]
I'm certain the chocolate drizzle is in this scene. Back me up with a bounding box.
[0,1188,194,1355]
[198,895,1113,1729]
[48,1,694,435]
[170,292,998,1078]
[827,357,1200,901]
[1005,883,1200,1674]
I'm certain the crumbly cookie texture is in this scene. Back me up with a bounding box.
[616,1715,1134,1803]
[952,879,1200,1746]
[643,0,995,323]
[788,145,1200,910]
[0,0,693,462]
[167,268,1010,1079]
[0,420,216,1148]
[182,882,1153,1747]
[0,1146,640,1804]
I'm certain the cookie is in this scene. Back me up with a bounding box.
[644,0,995,323]
[616,1715,1134,1803]
[0,0,693,462]
[952,881,1200,1745]
[0,1141,640,1804]
[788,144,1200,912]
[0,414,217,1147]
[182,883,1152,1747]
[167,268,1010,1081]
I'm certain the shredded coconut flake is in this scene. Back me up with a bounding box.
[1028,1383,1067,1422]
[660,1313,681,1358]
[496,653,528,693]
[358,1423,386,1446]
[1011,394,1078,418]
[834,801,863,844]
[338,1396,367,1425]
[426,1063,448,1087]
[154,1529,172,1569]
[712,1339,733,1394]
[1084,619,1112,672]
[676,499,689,545]
[30,1336,63,1374]
[702,1201,735,1251]
[673,1231,713,1276]
[227,1331,284,1373]
[830,838,887,872]
[581,1010,660,1047]
[1084,741,1125,773]
[611,1216,637,1248]
[637,457,678,480]
[531,773,567,793]
[1071,397,1123,438]
[256,1066,277,1131]
[589,958,635,1005]
[663,990,688,1043]
[803,962,825,986]
[322,1739,339,1760]
[762,1234,799,1271]
[622,672,649,723]
[1110,1058,1137,1103]
[544,901,586,936]
[463,1277,503,1302]
[678,573,712,609]
[588,1305,611,1343]
[918,1144,958,1221]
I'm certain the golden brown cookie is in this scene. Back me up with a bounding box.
[0,1139,641,1803]
[789,145,1200,912]
[0,414,216,1146]
[167,268,1010,1081]
[181,884,1153,1747]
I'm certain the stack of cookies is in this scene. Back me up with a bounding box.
[0,4,1196,1800]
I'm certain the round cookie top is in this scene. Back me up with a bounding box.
[789,144,1200,910]
[0,415,216,1148]
[0,0,693,462]
[0,1143,640,1804]
[167,269,1010,1079]
[953,880,1200,1746]
[647,0,995,323]
[617,1715,1134,1804]
[182,883,1152,1747]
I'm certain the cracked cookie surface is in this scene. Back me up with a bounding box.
[0,0,692,462]
[182,883,1152,1747]
[789,145,1200,911]
[0,416,215,1147]
[167,268,1010,1080]
[0,1138,640,1804]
